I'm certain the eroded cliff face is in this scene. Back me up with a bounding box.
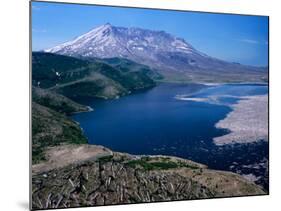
[32,145,265,210]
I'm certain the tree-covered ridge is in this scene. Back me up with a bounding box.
[32,102,88,164]
[32,52,159,99]
[31,52,161,164]
[32,86,90,115]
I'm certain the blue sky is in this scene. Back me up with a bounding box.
[32,1,269,66]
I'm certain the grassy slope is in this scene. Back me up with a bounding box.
[32,102,88,164]
[32,52,91,88]
[100,57,163,81]
[52,70,129,99]
[32,86,90,115]
[32,52,158,100]
[31,52,159,164]
[92,62,156,91]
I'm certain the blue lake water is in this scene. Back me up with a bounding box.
[72,83,269,189]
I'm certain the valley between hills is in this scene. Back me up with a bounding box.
[31,23,269,210]
[31,51,267,209]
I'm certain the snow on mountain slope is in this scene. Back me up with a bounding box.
[45,23,267,82]
[45,23,209,68]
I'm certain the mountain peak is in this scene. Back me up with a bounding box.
[45,24,221,70]
[86,23,114,37]
[104,22,112,27]
[44,23,267,81]
[45,23,199,58]
[95,22,113,31]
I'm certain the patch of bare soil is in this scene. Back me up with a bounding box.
[32,144,112,174]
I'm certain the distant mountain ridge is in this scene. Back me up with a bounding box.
[45,23,268,83]
[45,23,206,61]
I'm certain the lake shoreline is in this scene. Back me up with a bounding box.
[72,82,269,150]
[70,82,268,190]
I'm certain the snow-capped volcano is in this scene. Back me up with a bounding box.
[45,23,209,70]
[45,23,201,55]
[45,23,267,76]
